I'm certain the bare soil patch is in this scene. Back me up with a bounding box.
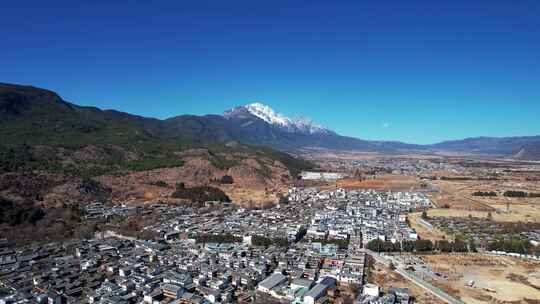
[422,254,540,303]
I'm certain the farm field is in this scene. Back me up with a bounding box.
[420,206,540,223]
[425,178,540,222]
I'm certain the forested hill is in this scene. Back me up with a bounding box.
[0,83,312,177]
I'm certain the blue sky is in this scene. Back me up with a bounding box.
[1,0,539,144]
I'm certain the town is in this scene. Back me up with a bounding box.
[1,188,435,304]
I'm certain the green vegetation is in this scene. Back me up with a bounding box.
[504,191,527,198]
[194,233,241,243]
[219,175,234,184]
[125,155,184,171]
[0,144,184,177]
[434,239,469,253]
[0,145,60,174]
[366,239,434,252]
[254,146,314,178]
[503,190,540,198]
[0,198,45,226]
[487,239,538,255]
[251,235,288,247]
[150,180,169,187]
[472,191,497,197]
[171,183,230,202]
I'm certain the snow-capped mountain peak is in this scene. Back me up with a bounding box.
[225,102,331,135]
[244,102,291,128]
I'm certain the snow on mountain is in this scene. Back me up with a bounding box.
[244,102,292,129]
[226,102,331,135]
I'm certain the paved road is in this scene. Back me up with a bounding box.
[362,248,465,304]
[95,230,138,241]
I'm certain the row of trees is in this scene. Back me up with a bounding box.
[251,235,288,247]
[366,238,540,255]
[367,239,434,252]
[487,239,539,255]
[366,239,475,253]
[503,191,540,198]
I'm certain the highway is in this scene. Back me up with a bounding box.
[362,248,465,304]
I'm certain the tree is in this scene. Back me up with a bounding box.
[366,239,398,252]
[402,240,416,252]
[503,191,527,198]
[421,210,428,220]
[415,240,433,252]
[487,212,493,221]
[468,240,477,252]
[436,240,452,252]
[452,238,468,252]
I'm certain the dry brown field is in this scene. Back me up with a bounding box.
[408,211,448,240]
[370,259,446,303]
[421,254,540,304]
[223,186,285,208]
[426,178,540,222]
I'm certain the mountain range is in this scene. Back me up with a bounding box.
[219,102,540,160]
[1,82,540,161]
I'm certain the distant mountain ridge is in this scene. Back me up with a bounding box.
[219,102,540,159]
[217,102,422,152]
[428,136,540,160]
[224,102,332,135]
[1,82,539,160]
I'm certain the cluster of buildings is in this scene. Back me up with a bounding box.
[314,157,470,176]
[84,203,139,220]
[1,188,431,304]
[290,188,431,246]
[300,172,345,181]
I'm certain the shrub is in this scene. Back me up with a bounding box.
[472,191,497,197]
[151,180,168,187]
[220,175,234,184]
[504,191,527,198]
